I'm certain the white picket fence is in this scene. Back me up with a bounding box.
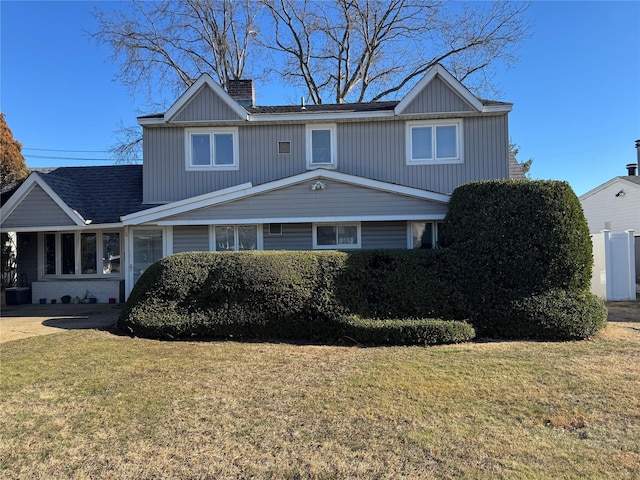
[590,230,637,301]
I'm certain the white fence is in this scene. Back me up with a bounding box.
[590,230,636,301]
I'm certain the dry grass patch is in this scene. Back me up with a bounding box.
[1,308,639,479]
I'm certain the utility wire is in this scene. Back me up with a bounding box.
[25,154,141,162]
[23,147,110,153]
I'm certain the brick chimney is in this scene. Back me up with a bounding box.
[226,79,255,108]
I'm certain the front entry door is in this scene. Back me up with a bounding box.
[132,229,164,284]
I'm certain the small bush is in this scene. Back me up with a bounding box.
[339,316,476,346]
[507,289,607,340]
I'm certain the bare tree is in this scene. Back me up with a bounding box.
[92,0,262,162]
[261,0,529,103]
[92,0,261,100]
[92,0,529,160]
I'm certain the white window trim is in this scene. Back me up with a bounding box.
[185,127,239,171]
[306,124,337,169]
[39,230,124,278]
[406,119,463,165]
[209,224,263,252]
[312,222,361,249]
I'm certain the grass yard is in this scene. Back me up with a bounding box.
[1,304,639,479]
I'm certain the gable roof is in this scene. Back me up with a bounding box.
[164,74,249,122]
[138,64,511,125]
[1,165,150,228]
[122,169,450,225]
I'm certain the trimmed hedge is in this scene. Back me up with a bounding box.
[438,180,597,337]
[120,180,605,342]
[118,250,470,344]
[340,316,475,346]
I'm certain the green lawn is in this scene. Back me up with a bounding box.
[1,309,638,479]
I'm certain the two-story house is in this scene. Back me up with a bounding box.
[1,64,513,303]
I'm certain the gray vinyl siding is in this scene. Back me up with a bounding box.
[2,185,76,228]
[173,225,209,253]
[361,222,407,248]
[263,223,312,250]
[163,181,447,222]
[172,85,244,122]
[263,222,407,250]
[402,76,475,114]
[143,113,508,203]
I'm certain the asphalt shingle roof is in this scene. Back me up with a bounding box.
[33,165,151,224]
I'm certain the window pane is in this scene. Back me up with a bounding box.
[61,233,75,274]
[45,233,56,274]
[103,232,121,274]
[337,225,357,245]
[311,129,332,164]
[133,230,163,283]
[214,133,234,165]
[215,226,235,251]
[238,226,257,251]
[412,222,433,249]
[191,134,211,166]
[412,126,432,160]
[81,233,97,274]
[316,225,337,246]
[436,125,457,158]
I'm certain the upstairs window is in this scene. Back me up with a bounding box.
[406,120,463,165]
[306,124,337,168]
[186,127,239,170]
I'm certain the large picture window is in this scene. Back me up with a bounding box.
[313,223,361,249]
[42,231,122,277]
[406,119,463,165]
[186,127,239,170]
[306,124,337,168]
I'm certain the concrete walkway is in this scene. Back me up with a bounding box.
[0,303,120,343]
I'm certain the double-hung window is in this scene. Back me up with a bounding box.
[186,127,239,170]
[406,119,463,165]
[313,223,361,249]
[306,124,337,168]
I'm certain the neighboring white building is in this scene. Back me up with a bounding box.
[579,141,640,293]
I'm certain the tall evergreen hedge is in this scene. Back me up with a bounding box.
[439,179,601,337]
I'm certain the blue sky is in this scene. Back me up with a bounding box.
[1,1,639,197]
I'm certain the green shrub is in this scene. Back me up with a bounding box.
[438,180,597,338]
[439,180,593,295]
[339,316,475,346]
[507,289,607,340]
[119,250,469,343]
[335,249,465,320]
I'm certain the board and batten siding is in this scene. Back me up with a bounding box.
[173,225,210,253]
[401,75,475,114]
[172,86,244,122]
[143,114,509,203]
[163,180,447,222]
[1,185,76,228]
[264,222,407,250]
